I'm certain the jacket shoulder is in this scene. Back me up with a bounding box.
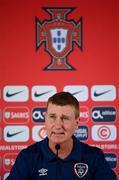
[80,141,102,154]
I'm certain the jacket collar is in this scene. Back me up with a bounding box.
[41,136,82,162]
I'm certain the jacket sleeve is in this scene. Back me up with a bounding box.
[93,148,117,180]
[6,149,33,180]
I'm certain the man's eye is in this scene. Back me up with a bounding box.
[49,115,56,119]
[61,117,69,121]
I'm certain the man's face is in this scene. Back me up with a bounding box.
[45,103,79,145]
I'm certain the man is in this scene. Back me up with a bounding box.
[7,92,117,179]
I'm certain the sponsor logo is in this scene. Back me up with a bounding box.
[3,86,29,102]
[91,85,116,101]
[38,168,48,176]
[34,90,52,97]
[74,163,88,178]
[94,90,112,97]
[3,153,17,171]
[80,106,89,123]
[32,107,46,123]
[92,125,117,141]
[32,85,57,102]
[92,107,116,122]
[6,130,24,138]
[32,125,47,142]
[63,85,88,101]
[35,7,82,70]
[4,107,30,124]
[6,90,24,97]
[104,153,117,169]
[74,126,88,141]
[4,126,29,142]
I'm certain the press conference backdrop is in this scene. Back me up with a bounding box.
[0,0,119,179]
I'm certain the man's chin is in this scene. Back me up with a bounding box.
[51,136,65,145]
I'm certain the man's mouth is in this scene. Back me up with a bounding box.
[52,132,65,135]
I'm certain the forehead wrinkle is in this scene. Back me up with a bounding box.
[47,113,72,120]
[47,104,76,117]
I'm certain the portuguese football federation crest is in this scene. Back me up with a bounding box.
[35,7,82,70]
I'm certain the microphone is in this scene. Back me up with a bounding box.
[55,144,60,157]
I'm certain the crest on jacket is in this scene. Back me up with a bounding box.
[74,163,88,178]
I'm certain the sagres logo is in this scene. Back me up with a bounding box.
[35,7,82,70]
[80,106,89,123]
[4,107,30,124]
[4,153,17,171]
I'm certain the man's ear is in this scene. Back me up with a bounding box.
[75,118,80,129]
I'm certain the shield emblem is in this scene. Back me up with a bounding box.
[50,28,68,53]
[74,163,88,178]
[36,7,82,70]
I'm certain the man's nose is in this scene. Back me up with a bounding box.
[54,118,63,128]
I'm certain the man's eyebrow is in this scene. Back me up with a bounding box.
[61,114,70,118]
[48,113,56,115]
